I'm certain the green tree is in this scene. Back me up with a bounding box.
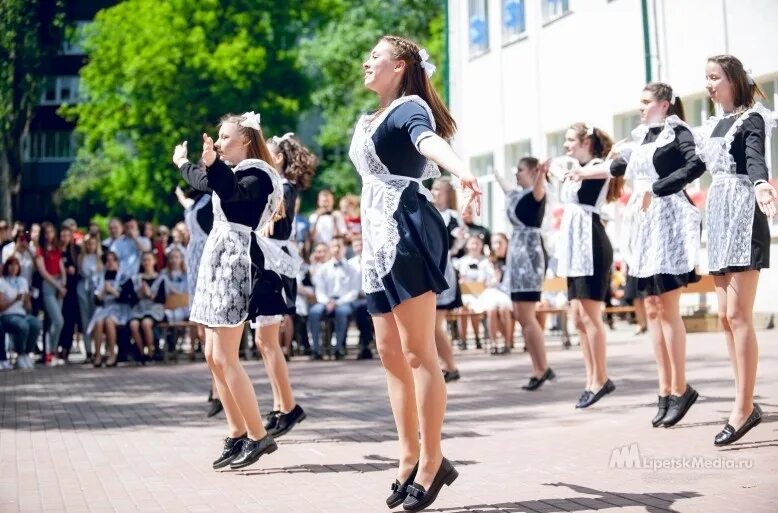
[300,0,445,200]
[0,1,66,220]
[61,0,337,223]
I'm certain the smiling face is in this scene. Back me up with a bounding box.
[639,89,668,124]
[563,128,592,163]
[214,122,248,165]
[706,60,734,109]
[141,252,156,273]
[362,40,404,97]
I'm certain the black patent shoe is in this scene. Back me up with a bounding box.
[386,462,418,509]
[522,368,556,391]
[212,433,247,469]
[207,398,224,418]
[402,457,458,512]
[662,385,699,427]
[652,396,669,427]
[579,379,615,408]
[264,410,280,432]
[269,405,306,438]
[575,390,593,408]
[714,404,763,447]
[442,369,460,383]
[230,434,278,469]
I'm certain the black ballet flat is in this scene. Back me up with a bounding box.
[662,385,698,427]
[442,369,460,383]
[207,398,223,418]
[402,457,458,512]
[575,390,593,408]
[714,404,763,447]
[386,462,418,509]
[652,395,669,427]
[229,434,278,469]
[579,379,615,408]
[522,368,556,391]
[212,433,247,469]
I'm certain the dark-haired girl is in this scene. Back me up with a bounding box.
[699,55,777,446]
[172,111,285,470]
[494,157,554,390]
[552,123,621,409]
[351,35,481,511]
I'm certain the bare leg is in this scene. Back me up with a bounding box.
[714,275,738,388]
[434,310,457,372]
[513,301,548,377]
[374,313,419,483]
[656,289,687,395]
[205,328,245,437]
[393,292,446,490]
[210,325,267,440]
[724,271,760,429]
[129,320,144,353]
[141,318,155,355]
[645,296,671,396]
[255,323,295,412]
[105,319,118,365]
[93,320,105,365]
[573,300,594,390]
[579,299,608,390]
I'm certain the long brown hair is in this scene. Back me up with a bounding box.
[708,55,766,111]
[381,35,456,140]
[267,133,318,190]
[644,82,686,121]
[219,113,285,220]
[569,123,623,202]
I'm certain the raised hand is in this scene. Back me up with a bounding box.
[172,141,188,167]
[201,132,217,167]
[756,182,777,220]
[458,173,482,216]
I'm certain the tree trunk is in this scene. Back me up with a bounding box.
[0,151,12,221]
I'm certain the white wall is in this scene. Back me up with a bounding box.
[448,0,778,312]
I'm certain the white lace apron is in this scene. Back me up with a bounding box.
[184,193,210,307]
[189,160,282,327]
[697,103,776,272]
[555,159,608,277]
[348,95,440,294]
[622,117,701,277]
[506,188,545,292]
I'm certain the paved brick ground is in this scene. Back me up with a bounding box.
[1,327,777,513]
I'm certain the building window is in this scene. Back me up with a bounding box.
[542,0,570,24]
[502,0,526,44]
[469,0,489,57]
[613,112,640,140]
[21,131,77,162]
[40,76,81,106]
[470,153,495,227]
[546,130,567,158]
[504,139,532,178]
[61,21,91,55]
[682,96,714,128]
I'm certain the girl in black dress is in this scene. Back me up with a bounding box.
[351,35,480,511]
[580,83,706,427]
[172,112,285,470]
[553,123,622,408]
[699,55,777,446]
[493,157,554,390]
[251,133,317,438]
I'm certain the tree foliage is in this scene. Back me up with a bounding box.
[61,0,337,223]
[299,0,445,199]
[0,0,66,220]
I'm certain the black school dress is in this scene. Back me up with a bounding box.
[349,95,449,315]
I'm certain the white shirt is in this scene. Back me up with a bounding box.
[111,236,151,284]
[0,276,29,316]
[309,212,346,244]
[4,248,35,286]
[312,258,359,305]
[454,255,488,282]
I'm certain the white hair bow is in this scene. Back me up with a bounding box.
[278,132,295,142]
[418,48,436,77]
[585,124,595,136]
[745,67,755,85]
[239,111,261,132]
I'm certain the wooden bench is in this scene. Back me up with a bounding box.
[539,277,572,347]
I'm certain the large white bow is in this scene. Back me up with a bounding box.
[239,111,261,131]
[418,48,436,77]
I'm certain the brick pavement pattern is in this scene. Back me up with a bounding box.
[1,328,777,513]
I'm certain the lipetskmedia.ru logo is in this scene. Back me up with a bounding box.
[609,443,754,471]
